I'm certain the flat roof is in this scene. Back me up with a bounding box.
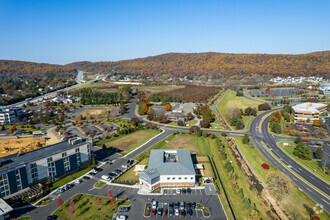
[0,198,13,216]
[140,149,195,181]
[292,102,327,113]
[0,138,91,174]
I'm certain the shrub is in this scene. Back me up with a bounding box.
[244,198,251,210]
[238,188,244,199]
[221,132,227,137]
[262,163,270,170]
[293,143,312,160]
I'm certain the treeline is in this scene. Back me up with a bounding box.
[80,92,120,105]
[67,51,330,77]
[0,60,76,76]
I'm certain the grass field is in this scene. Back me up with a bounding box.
[79,108,113,119]
[109,119,131,127]
[115,158,148,183]
[216,90,261,119]
[100,129,159,154]
[235,137,329,219]
[277,141,330,184]
[195,156,214,178]
[0,136,45,157]
[137,84,185,94]
[53,194,130,220]
[50,166,96,191]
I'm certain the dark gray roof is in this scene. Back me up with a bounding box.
[140,149,195,181]
[0,139,90,174]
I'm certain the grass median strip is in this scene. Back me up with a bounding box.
[261,142,329,199]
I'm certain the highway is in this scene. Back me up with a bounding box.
[6,70,91,108]
[249,110,330,213]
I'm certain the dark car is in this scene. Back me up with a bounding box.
[187,208,193,216]
[180,209,186,218]
[182,188,186,194]
[83,176,90,180]
[162,208,167,216]
[89,172,96,176]
[192,202,196,209]
[186,202,191,209]
[169,202,174,209]
[175,202,180,209]
[169,209,174,216]
[47,216,58,220]
[187,188,192,194]
[151,209,157,216]
[157,208,163,216]
[118,206,130,212]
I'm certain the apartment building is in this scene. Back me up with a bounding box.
[0,107,23,125]
[0,137,92,199]
[139,149,195,191]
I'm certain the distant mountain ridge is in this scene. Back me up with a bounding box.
[67,51,330,78]
[0,60,76,76]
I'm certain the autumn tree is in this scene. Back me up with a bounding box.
[177,120,184,126]
[313,120,321,126]
[147,107,154,115]
[56,196,63,207]
[96,197,102,206]
[107,189,113,198]
[315,128,327,139]
[109,197,116,207]
[200,119,210,128]
[131,117,140,126]
[164,104,172,111]
[141,103,148,114]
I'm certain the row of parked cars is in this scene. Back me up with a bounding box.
[151,201,196,217]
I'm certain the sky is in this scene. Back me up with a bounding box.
[0,0,329,64]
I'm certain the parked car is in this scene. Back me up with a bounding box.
[121,164,128,169]
[175,209,180,217]
[174,202,179,209]
[157,208,163,216]
[101,175,111,181]
[75,179,82,184]
[169,209,174,216]
[192,202,196,209]
[91,169,98,174]
[187,208,193,216]
[83,176,90,180]
[162,208,167,216]
[169,202,174,209]
[182,188,186,194]
[181,209,186,217]
[186,202,191,209]
[118,206,130,212]
[187,188,192,194]
[89,172,96,176]
[151,209,157,216]
[152,201,158,209]
[116,215,126,220]
[47,215,58,220]
[105,161,112,165]
[176,188,181,194]
[180,202,185,210]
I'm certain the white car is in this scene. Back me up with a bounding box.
[176,188,181,194]
[152,201,158,209]
[101,175,111,181]
[175,209,180,216]
[75,179,82,184]
[91,169,98,174]
[121,164,128,169]
[116,215,126,220]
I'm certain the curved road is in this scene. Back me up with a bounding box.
[249,110,330,212]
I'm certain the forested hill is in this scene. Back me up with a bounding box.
[0,60,76,76]
[67,51,330,77]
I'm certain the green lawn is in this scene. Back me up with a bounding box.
[115,158,148,184]
[216,90,261,119]
[109,119,131,127]
[235,137,329,219]
[17,217,31,220]
[96,129,159,154]
[94,181,107,188]
[277,141,330,184]
[72,82,111,90]
[50,166,95,191]
[53,194,130,220]
[186,119,197,126]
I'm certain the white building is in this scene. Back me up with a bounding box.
[0,107,24,125]
[0,199,12,220]
[139,149,196,191]
[292,102,328,121]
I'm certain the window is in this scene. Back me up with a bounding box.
[62,152,67,157]
[178,177,182,180]
[184,177,188,180]
[190,177,194,180]
[172,177,175,180]
[167,177,170,180]
[75,148,80,152]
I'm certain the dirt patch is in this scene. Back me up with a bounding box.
[0,136,45,157]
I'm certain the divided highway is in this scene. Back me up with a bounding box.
[249,111,330,212]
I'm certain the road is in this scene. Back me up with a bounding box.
[249,110,330,213]
[6,70,92,108]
